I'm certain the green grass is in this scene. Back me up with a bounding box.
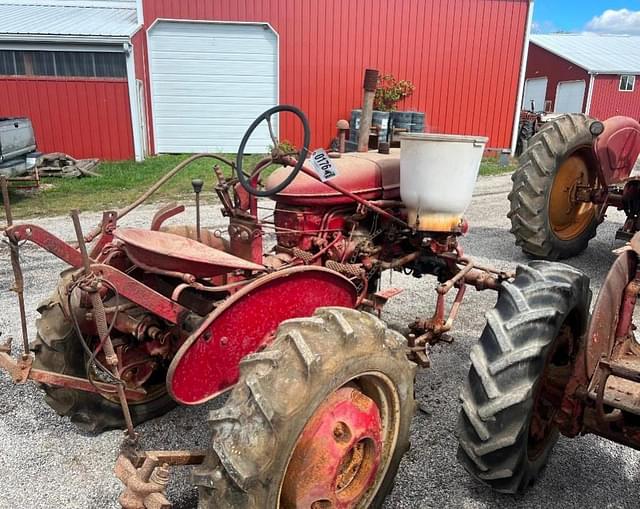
[2,153,264,219]
[1,154,515,219]
[478,157,517,177]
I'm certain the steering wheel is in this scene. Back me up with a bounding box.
[235,105,311,197]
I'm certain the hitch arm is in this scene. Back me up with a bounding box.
[0,346,147,401]
[5,223,86,267]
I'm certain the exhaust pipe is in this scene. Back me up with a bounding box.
[358,69,379,152]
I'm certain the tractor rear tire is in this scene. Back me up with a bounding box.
[30,277,176,433]
[194,307,416,508]
[509,113,600,260]
[456,261,590,494]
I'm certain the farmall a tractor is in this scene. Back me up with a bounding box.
[0,104,598,508]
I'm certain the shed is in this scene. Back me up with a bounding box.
[0,0,143,160]
[524,34,640,120]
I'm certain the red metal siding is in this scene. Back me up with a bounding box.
[525,43,589,112]
[0,77,134,160]
[141,0,529,151]
[590,75,640,121]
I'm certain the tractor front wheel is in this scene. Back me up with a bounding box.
[456,261,590,493]
[509,113,601,260]
[194,307,416,508]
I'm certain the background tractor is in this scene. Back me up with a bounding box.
[509,113,640,260]
[458,232,640,494]
[455,112,640,494]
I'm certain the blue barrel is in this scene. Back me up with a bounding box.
[411,112,425,124]
[371,111,390,138]
[393,121,413,131]
[391,111,413,123]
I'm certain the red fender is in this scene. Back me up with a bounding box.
[166,266,358,405]
[595,116,640,186]
[585,249,636,376]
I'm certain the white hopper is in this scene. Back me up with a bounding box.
[400,133,488,232]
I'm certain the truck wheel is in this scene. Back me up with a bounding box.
[30,279,176,433]
[456,261,590,494]
[194,307,416,508]
[509,113,601,260]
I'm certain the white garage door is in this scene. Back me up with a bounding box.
[555,80,586,114]
[523,77,548,111]
[149,21,278,153]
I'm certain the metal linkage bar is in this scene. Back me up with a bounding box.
[1,177,30,357]
[70,209,137,441]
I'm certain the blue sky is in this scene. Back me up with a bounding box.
[533,1,640,33]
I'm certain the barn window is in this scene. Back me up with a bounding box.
[0,50,126,78]
[619,75,636,92]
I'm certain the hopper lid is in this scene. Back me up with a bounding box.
[400,133,489,144]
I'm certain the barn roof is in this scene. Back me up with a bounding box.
[531,33,640,75]
[0,1,138,43]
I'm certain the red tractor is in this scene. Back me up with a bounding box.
[458,113,640,494]
[510,114,640,260]
[0,105,597,507]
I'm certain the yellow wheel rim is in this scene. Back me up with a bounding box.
[549,154,597,241]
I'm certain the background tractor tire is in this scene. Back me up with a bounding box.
[456,261,590,494]
[31,278,176,433]
[194,307,416,509]
[509,113,601,260]
[515,119,535,157]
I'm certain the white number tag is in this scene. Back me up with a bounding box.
[309,149,340,182]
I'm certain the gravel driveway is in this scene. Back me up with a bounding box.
[0,173,638,508]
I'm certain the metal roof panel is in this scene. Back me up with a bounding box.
[0,3,137,38]
[531,33,640,74]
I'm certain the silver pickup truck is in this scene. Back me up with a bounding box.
[0,117,40,178]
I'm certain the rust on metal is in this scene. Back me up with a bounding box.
[6,223,86,267]
[0,349,147,400]
[115,450,205,508]
[114,228,265,278]
[115,455,171,509]
[71,209,137,440]
[281,387,382,508]
[90,264,189,324]
[585,250,635,374]
[150,203,185,231]
[128,450,206,469]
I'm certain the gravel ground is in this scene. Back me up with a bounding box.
[1,173,639,509]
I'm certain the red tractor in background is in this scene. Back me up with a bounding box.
[510,114,640,260]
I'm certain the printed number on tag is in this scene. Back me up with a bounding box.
[310,149,339,182]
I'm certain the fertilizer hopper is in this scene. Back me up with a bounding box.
[400,133,488,232]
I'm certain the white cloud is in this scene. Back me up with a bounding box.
[532,20,559,34]
[586,8,640,34]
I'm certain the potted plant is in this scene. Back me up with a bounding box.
[373,74,415,112]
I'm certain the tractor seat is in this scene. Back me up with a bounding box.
[113,228,264,278]
[265,151,401,206]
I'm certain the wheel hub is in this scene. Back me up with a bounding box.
[281,387,383,508]
[549,154,597,241]
[528,325,575,460]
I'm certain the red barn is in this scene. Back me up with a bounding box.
[524,34,640,120]
[1,0,534,160]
